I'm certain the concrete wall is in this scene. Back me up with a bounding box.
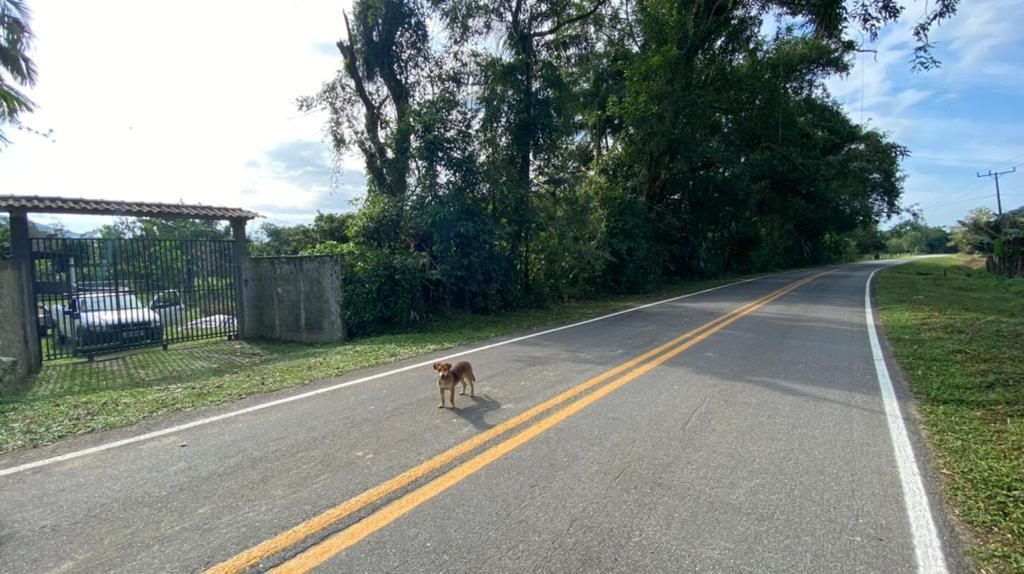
[244,256,344,343]
[0,261,35,384]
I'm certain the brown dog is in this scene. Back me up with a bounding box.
[432,361,476,408]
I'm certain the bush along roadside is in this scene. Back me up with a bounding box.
[876,255,1024,573]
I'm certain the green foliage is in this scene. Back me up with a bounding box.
[0,214,9,258]
[306,241,434,336]
[92,217,230,240]
[288,0,956,334]
[0,0,37,145]
[880,213,953,255]
[952,207,998,254]
[595,182,663,292]
[878,257,1024,572]
[250,212,353,257]
[951,207,1024,276]
[250,222,315,256]
[819,232,859,263]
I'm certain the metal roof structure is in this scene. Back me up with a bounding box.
[0,195,259,220]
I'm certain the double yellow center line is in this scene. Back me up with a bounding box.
[208,270,831,574]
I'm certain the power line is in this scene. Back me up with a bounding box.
[977,167,1015,216]
[918,178,987,210]
[990,153,1024,170]
[925,194,996,210]
[918,152,1024,210]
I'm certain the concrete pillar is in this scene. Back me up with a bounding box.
[8,210,41,372]
[230,218,250,339]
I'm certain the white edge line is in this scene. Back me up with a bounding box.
[865,265,948,574]
[0,274,772,477]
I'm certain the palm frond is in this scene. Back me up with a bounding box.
[0,0,37,85]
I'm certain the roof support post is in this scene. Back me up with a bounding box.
[230,218,250,339]
[8,210,42,373]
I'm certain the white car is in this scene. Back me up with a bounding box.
[53,290,185,351]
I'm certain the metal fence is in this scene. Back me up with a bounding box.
[31,237,238,360]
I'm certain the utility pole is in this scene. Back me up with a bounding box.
[977,167,1015,217]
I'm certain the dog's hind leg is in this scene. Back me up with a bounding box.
[468,375,475,397]
[459,380,467,395]
[449,385,456,409]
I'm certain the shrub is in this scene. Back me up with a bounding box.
[305,242,433,337]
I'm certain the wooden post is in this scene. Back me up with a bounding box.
[230,218,250,339]
[8,210,42,372]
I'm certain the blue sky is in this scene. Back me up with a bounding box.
[825,0,1024,225]
[0,0,1020,233]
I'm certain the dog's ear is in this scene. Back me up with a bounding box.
[432,362,439,370]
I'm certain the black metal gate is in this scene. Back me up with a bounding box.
[31,238,238,360]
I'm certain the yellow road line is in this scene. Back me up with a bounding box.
[268,270,830,573]
[206,271,827,574]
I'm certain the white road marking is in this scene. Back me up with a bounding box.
[0,275,770,477]
[865,266,948,574]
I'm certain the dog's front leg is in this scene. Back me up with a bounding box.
[449,385,456,409]
[438,386,446,408]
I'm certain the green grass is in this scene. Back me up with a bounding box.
[0,275,745,455]
[876,256,1024,573]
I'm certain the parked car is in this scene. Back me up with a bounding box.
[52,290,185,351]
[149,290,187,328]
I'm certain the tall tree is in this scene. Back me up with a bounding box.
[302,0,958,331]
[301,0,433,248]
[435,0,611,294]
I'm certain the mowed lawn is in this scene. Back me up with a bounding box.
[877,256,1024,573]
[0,275,745,455]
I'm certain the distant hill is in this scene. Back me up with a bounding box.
[0,216,82,238]
[29,222,82,238]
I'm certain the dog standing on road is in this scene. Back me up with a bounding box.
[432,361,476,409]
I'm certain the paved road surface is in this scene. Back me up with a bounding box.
[0,262,962,573]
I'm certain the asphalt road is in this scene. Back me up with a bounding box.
[0,262,963,573]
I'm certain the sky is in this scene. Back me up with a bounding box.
[824,0,1024,226]
[0,0,1021,234]
[0,0,359,233]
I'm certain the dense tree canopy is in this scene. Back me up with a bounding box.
[882,212,953,255]
[250,212,354,256]
[275,0,958,333]
[952,206,1024,276]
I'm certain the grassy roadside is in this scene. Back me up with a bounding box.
[0,274,749,455]
[876,256,1023,573]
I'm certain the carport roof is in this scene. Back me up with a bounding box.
[0,195,259,220]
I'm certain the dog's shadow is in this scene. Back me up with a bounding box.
[452,393,502,430]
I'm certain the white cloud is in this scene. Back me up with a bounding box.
[825,0,1024,225]
[0,0,360,233]
[890,88,932,113]
[937,0,1022,72]
[4,0,1022,233]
